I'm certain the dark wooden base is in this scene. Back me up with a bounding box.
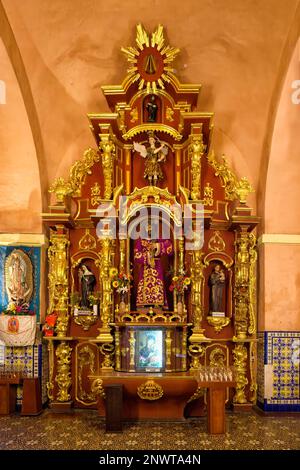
[48,401,73,412]
[0,377,21,415]
[232,403,253,412]
[0,383,17,415]
[105,384,123,432]
[21,378,43,416]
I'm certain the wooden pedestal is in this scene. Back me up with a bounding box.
[0,378,21,415]
[21,378,42,416]
[105,384,123,432]
[207,386,226,434]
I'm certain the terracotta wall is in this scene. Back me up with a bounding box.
[0,39,42,232]
[260,39,300,332]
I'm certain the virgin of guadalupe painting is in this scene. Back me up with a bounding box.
[5,249,33,309]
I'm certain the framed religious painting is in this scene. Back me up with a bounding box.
[135,327,165,372]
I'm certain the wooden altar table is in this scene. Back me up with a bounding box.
[89,372,236,434]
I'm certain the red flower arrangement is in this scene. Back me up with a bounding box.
[43,313,57,336]
[111,268,132,294]
[169,274,191,295]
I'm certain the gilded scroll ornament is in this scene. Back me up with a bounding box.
[209,347,226,368]
[166,107,174,122]
[187,386,205,403]
[79,229,97,251]
[233,343,248,404]
[137,380,164,401]
[203,182,214,206]
[77,345,96,403]
[74,315,97,331]
[99,136,115,200]
[207,316,230,333]
[207,151,254,204]
[188,343,205,370]
[208,231,226,252]
[49,177,73,204]
[90,182,101,207]
[91,378,105,399]
[189,134,206,200]
[100,343,114,370]
[49,148,99,203]
[235,177,254,204]
[55,341,72,402]
[130,107,138,123]
[122,123,182,142]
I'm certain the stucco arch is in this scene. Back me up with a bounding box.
[258,31,300,332]
[0,1,45,232]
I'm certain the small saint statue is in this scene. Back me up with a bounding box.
[133,131,168,185]
[146,95,158,122]
[208,264,226,314]
[78,264,96,309]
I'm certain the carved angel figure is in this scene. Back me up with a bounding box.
[133,132,168,185]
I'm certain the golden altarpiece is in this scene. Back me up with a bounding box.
[42,25,259,419]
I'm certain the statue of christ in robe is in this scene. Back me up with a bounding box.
[134,235,173,308]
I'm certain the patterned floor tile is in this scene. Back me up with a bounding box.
[0,409,299,450]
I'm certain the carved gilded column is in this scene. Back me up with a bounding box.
[48,229,70,337]
[174,144,181,194]
[124,144,132,194]
[46,339,55,401]
[178,238,184,274]
[119,239,126,273]
[182,326,188,371]
[233,343,248,404]
[189,131,205,201]
[99,135,115,200]
[97,238,114,343]
[55,341,72,402]
[234,232,257,340]
[165,329,172,372]
[115,326,121,371]
[249,340,257,403]
[189,250,208,344]
[129,328,136,372]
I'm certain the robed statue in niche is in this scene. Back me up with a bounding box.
[208,264,226,314]
[134,224,173,308]
[146,95,158,122]
[5,249,33,308]
[78,264,96,308]
[133,132,168,185]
